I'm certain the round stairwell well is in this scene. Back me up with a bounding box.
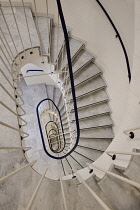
[0,1,140,210]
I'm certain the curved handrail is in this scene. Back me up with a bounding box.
[45,121,64,153]
[26,70,44,73]
[95,0,131,83]
[56,0,80,156]
[46,123,60,152]
[36,98,68,158]
[36,97,79,159]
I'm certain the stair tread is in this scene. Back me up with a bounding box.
[33,156,63,180]
[74,148,102,163]
[54,88,62,107]
[46,85,54,110]
[63,179,84,210]
[75,89,109,108]
[31,178,64,210]
[79,126,114,139]
[66,155,83,171]
[75,114,113,129]
[78,175,113,210]
[37,17,51,55]
[61,50,95,81]
[64,61,102,86]
[98,165,140,210]
[61,38,84,70]
[61,158,72,175]
[51,25,64,63]
[73,62,102,85]
[72,49,94,73]
[58,98,65,110]
[0,6,40,56]
[0,150,42,209]
[71,102,111,120]
[72,75,106,99]
[79,138,112,151]
[71,151,93,168]
[124,148,140,184]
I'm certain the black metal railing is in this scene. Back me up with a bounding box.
[45,121,64,153]
[55,0,80,157]
[95,0,131,82]
[36,0,81,160]
[36,98,68,157]
[26,70,44,73]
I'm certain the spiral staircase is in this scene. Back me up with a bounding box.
[0,1,140,210]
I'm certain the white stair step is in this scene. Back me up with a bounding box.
[0,150,41,209]
[61,38,84,70]
[37,17,52,55]
[79,138,112,152]
[71,102,111,120]
[57,96,65,110]
[79,126,114,139]
[63,62,102,86]
[76,114,113,129]
[73,76,106,99]
[16,7,40,48]
[0,6,39,57]
[31,179,64,210]
[0,6,23,55]
[0,149,26,177]
[0,199,25,210]
[61,158,72,176]
[46,85,54,110]
[75,89,108,108]
[71,151,93,167]
[60,104,66,115]
[98,165,140,210]
[61,49,94,81]
[66,155,83,171]
[124,148,140,184]
[63,179,84,210]
[73,62,102,85]
[78,175,113,210]
[72,49,94,73]
[50,25,64,63]
[25,147,41,163]
[53,88,62,106]
[74,147,103,163]
[32,155,63,180]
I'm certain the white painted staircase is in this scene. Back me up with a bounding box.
[0,2,140,210]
